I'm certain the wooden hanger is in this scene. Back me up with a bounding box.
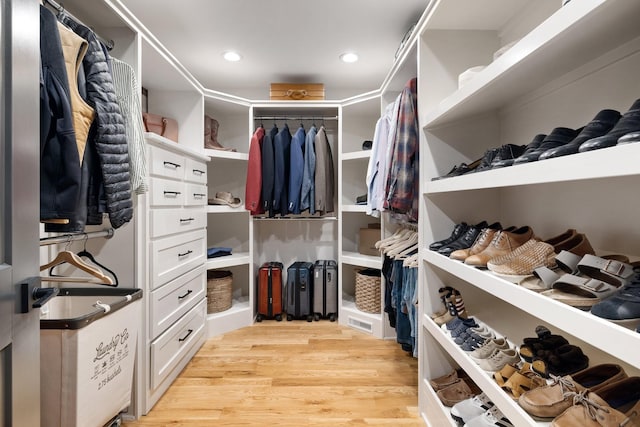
[40,250,114,285]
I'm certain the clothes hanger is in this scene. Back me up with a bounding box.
[40,238,114,285]
[76,234,119,286]
[375,228,411,249]
[385,232,418,257]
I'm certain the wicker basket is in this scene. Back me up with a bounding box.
[207,270,233,313]
[355,268,381,314]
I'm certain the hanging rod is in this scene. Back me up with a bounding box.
[253,116,339,121]
[43,0,115,51]
[39,228,115,246]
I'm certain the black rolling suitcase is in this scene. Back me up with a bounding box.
[256,262,284,322]
[286,261,314,321]
[313,260,338,321]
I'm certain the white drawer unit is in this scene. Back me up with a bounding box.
[150,209,207,239]
[184,157,207,184]
[149,177,185,207]
[149,143,186,180]
[151,230,206,288]
[142,136,209,414]
[184,183,208,206]
[150,266,206,338]
[150,298,206,390]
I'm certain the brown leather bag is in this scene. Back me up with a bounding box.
[142,112,179,142]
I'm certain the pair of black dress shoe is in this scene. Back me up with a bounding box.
[429,221,502,257]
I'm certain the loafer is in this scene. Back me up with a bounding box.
[429,368,468,392]
[432,157,482,180]
[550,376,640,427]
[518,363,628,420]
[465,225,535,268]
[449,223,505,261]
[579,98,640,152]
[538,109,622,160]
[438,221,489,257]
[512,127,579,165]
[436,377,482,406]
[492,134,546,168]
[450,392,494,424]
[430,222,469,251]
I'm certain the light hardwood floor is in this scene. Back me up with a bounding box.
[124,321,423,426]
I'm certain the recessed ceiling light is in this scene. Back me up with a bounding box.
[223,51,242,62]
[339,52,359,63]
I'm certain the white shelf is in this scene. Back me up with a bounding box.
[341,251,382,269]
[206,205,247,214]
[205,252,250,269]
[204,148,248,161]
[423,319,550,427]
[426,143,640,194]
[341,204,367,213]
[144,132,210,162]
[206,299,252,337]
[422,0,640,128]
[423,249,640,367]
[341,150,371,161]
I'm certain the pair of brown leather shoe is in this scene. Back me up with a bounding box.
[429,369,481,406]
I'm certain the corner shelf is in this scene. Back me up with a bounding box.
[341,251,382,270]
[205,252,250,269]
[204,148,248,161]
[341,150,371,161]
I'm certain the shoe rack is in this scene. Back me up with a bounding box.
[417,0,640,426]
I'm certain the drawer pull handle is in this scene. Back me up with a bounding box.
[163,161,181,169]
[177,289,193,300]
[178,250,193,258]
[164,191,181,197]
[179,217,195,223]
[178,329,193,342]
[193,169,205,175]
[193,193,206,198]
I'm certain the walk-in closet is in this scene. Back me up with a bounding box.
[3,0,640,426]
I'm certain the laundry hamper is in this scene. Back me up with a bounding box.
[355,268,382,314]
[207,270,233,313]
[40,287,142,427]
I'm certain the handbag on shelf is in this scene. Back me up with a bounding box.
[142,112,179,142]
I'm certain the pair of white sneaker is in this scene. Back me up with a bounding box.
[451,393,514,427]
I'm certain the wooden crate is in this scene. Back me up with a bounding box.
[270,83,325,100]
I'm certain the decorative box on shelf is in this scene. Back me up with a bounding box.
[269,83,325,100]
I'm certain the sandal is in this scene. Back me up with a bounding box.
[502,368,546,399]
[541,254,635,309]
[531,344,589,378]
[493,362,523,387]
[519,325,569,362]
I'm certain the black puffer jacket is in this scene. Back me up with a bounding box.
[59,13,133,229]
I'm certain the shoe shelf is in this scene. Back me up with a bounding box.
[421,0,640,129]
[425,142,640,194]
[203,148,248,161]
[422,249,640,368]
[422,318,550,427]
[205,252,250,269]
[206,205,247,214]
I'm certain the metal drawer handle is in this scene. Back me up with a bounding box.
[178,250,193,258]
[163,161,181,168]
[193,193,206,198]
[177,289,193,300]
[178,328,193,342]
[179,217,195,223]
[164,191,181,197]
[193,169,205,175]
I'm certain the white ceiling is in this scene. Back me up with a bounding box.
[120,0,429,100]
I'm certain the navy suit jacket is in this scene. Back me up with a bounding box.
[273,124,291,215]
[288,126,306,214]
[261,125,278,216]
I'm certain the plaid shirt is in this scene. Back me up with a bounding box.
[384,78,418,221]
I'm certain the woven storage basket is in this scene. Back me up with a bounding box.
[207,270,232,313]
[355,268,381,314]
